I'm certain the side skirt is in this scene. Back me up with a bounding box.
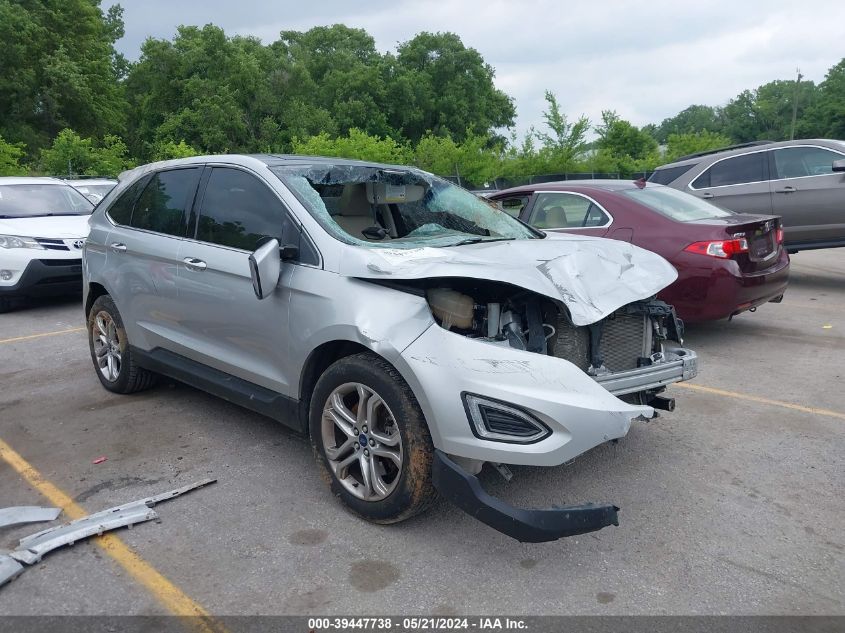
[132,346,304,434]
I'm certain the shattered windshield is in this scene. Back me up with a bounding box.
[271,164,539,248]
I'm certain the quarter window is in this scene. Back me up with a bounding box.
[773,146,845,179]
[131,169,200,236]
[528,192,610,229]
[195,168,291,251]
[691,152,767,189]
[105,176,150,226]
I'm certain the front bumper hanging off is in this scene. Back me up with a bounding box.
[432,450,619,543]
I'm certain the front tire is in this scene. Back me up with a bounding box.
[310,352,437,524]
[87,294,156,394]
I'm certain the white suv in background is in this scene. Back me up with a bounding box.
[0,177,93,311]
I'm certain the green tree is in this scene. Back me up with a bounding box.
[292,129,412,165]
[414,131,500,185]
[800,59,845,138]
[0,136,27,176]
[151,140,200,161]
[39,129,132,177]
[532,91,590,172]
[664,131,733,162]
[722,80,818,142]
[393,32,515,142]
[648,105,724,144]
[0,0,128,156]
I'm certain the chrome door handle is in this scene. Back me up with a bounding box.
[775,186,797,193]
[109,242,127,253]
[183,257,207,271]
[701,192,714,199]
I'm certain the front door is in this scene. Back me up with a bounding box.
[175,166,299,396]
[769,145,845,245]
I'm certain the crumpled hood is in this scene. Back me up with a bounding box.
[340,233,678,326]
[0,215,90,239]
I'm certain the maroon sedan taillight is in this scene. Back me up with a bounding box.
[684,238,749,259]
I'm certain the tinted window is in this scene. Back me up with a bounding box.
[529,192,609,229]
[196,168,290,250]
[131,169,199,236]
[623,187,733,222]
[648,164,695,185]
[774,146,845,179]
[106,176,150,225]
[692,152,767,188]
[496,196,529,218]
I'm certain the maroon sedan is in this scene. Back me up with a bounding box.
[489,181,790,322]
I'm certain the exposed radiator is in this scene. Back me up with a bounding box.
[549,311,651,373]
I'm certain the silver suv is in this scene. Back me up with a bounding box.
[83,155,698,542]
[650,139,845,252]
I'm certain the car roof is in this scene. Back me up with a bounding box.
[66,178,117,185]
[495,179,663,195]
[0,176,68,186]
[655,138,845,171]
[118,154,418,182]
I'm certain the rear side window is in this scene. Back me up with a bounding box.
[691,152,767,189]
[131,169,200,236]
[195,167,291,251]
[529,192,610,229]
[648,164,695,185]
[105,176,150,225]
[773,146,845,178]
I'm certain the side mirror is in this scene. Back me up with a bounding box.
[248,238,281,300]
[832,159,845,173]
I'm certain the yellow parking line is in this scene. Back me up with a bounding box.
[0,437,224,632]
[675,383,845,421]
[0,327,85,345]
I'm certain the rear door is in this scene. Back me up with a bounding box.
[769,145,845,245]
[104,167,200,351]
[522,191,612,237]
[688,151,773,216]
[176,165,300,395]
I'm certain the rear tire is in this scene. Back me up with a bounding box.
[310,352,437,524]
[87,294,156,394]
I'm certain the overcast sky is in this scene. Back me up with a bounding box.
[108,0,845,137]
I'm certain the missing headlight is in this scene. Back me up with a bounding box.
[462,393,551,444]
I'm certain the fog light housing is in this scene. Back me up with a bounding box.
[462,393,551,444]
[0,270,13,281]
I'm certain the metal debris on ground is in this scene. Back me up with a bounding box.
[0,506,61,529]
[0,478,216,588]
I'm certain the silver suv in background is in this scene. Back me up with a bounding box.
[83,155,698,542]
[650,139,845,252]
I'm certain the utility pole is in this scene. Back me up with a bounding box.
[790,67,803,140]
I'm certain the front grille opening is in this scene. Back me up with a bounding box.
[549,310,650,373]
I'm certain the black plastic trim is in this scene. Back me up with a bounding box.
[131,346,303,433]
[460,392,551,445]
[432,449,619,543]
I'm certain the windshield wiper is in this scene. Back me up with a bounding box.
[444,237,517,247]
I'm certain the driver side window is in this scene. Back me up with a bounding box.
[528,192,610,229]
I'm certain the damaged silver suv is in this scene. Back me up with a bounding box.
[83,155,698,542]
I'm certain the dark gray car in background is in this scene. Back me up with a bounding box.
[650,139,845,252]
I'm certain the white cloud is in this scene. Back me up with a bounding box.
[110,0,845,137]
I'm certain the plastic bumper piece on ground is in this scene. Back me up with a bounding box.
[432,449,619,543]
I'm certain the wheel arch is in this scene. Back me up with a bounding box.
[85,281,109,318]
[297,339,431,439]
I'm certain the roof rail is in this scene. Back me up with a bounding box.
[672,140,774,163]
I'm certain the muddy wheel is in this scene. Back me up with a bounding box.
[310,352,437,524]
[87,294,156,394]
